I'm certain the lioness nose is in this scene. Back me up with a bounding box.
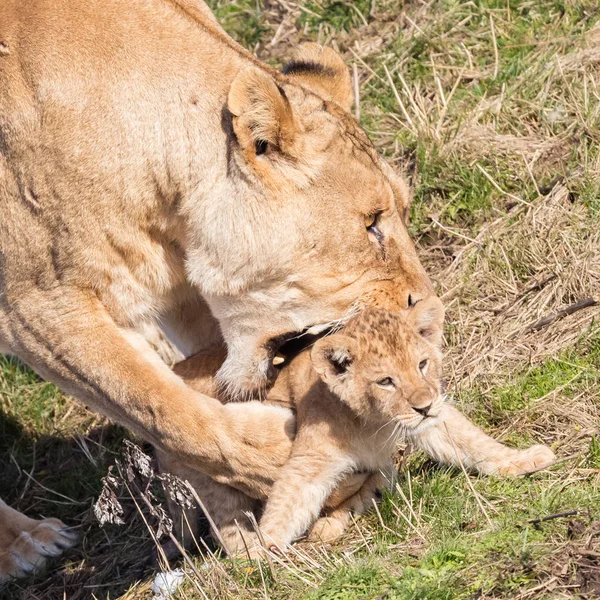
[414,403,432,417]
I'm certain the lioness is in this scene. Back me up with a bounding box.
[161,298,555,556]
[0,0,433,581]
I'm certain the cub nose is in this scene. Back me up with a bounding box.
[410,389,433,416]
[407,292,423,307]
[414,403,432,417]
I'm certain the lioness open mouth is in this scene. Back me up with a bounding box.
[265,323,335,369]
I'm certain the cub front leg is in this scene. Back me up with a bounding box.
[0,498,77,584]
[257,451,352,553]
[413,404,555,475]
[5,288,293,500]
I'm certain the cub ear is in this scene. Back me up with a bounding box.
[409,296,445,346]
[282,43,353,112]
[228,67,296,159]
[311,334,359,383]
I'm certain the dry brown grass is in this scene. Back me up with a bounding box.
[438,182,600,379]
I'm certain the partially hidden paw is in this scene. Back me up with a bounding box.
[307,515,348,543]
[241,544,268,561]
[498,445,556,476]
[0,518,77,583]
[236,541,283,561]
[218,528,260,558]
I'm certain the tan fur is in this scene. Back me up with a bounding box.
[0,499,77,584]
[283,43,354,111]
[162,299,554,556]
[0,0,434,582]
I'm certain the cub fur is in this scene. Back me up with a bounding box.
[161,298,555,556]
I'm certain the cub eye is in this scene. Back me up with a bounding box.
[419,359,428,373]
[376,377,395,388]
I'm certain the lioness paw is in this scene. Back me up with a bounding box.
[0,518,77,583]
[223,403,295,462]
[499,445,556,476]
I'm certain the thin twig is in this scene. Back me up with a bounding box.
[132,480,208,587]
[523,298,598,334]
[394,481,422,528]
[513,576,558,599]
[184,481,230,556]
[528,509,578,526]
[391,489,426,542]
[371,498,398,537]
[384,64,416,134]
[352,63,360,121]
[574,548,600,558]
[476,163,531,206]
[22,471,86,505]
[490,14,499,79]
[430,217,480,244]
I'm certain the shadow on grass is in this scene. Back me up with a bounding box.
[0,405,159,600]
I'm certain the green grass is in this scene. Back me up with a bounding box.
[2,1,600,599]
[461,331,600,429]
[354,0,600,235]
[0,356,123,519]
[297,1,373,32]
[207,0,268,49]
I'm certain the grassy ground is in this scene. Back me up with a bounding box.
[2,0,600,598]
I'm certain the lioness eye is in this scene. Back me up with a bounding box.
[377,377,395,388]
[364,211,384,247]
[419,359,428,373]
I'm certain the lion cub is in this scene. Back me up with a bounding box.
[160,297,555,555]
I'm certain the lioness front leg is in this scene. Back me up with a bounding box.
[413,404,555,475]
[4,289,293,499]
[0,499,77,584]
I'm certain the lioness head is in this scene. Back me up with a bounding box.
[187,43,433,395]
[311,297,445,431]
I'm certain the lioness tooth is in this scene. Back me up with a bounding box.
[306,324,328,336]
[272,354,285,366]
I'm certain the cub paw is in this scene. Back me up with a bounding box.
[241,544,268,561]
[219,529,260,558]
[0,518,77,583]
[237,542,283,561]
[499,445,556,476]
[307,515,347,543]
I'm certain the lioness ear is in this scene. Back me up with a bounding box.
[409,296,445,346]
[282,43,353,112]
[228,67,296,158]
[311,335,359,383]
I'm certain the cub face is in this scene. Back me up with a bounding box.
[311,298,445,431]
